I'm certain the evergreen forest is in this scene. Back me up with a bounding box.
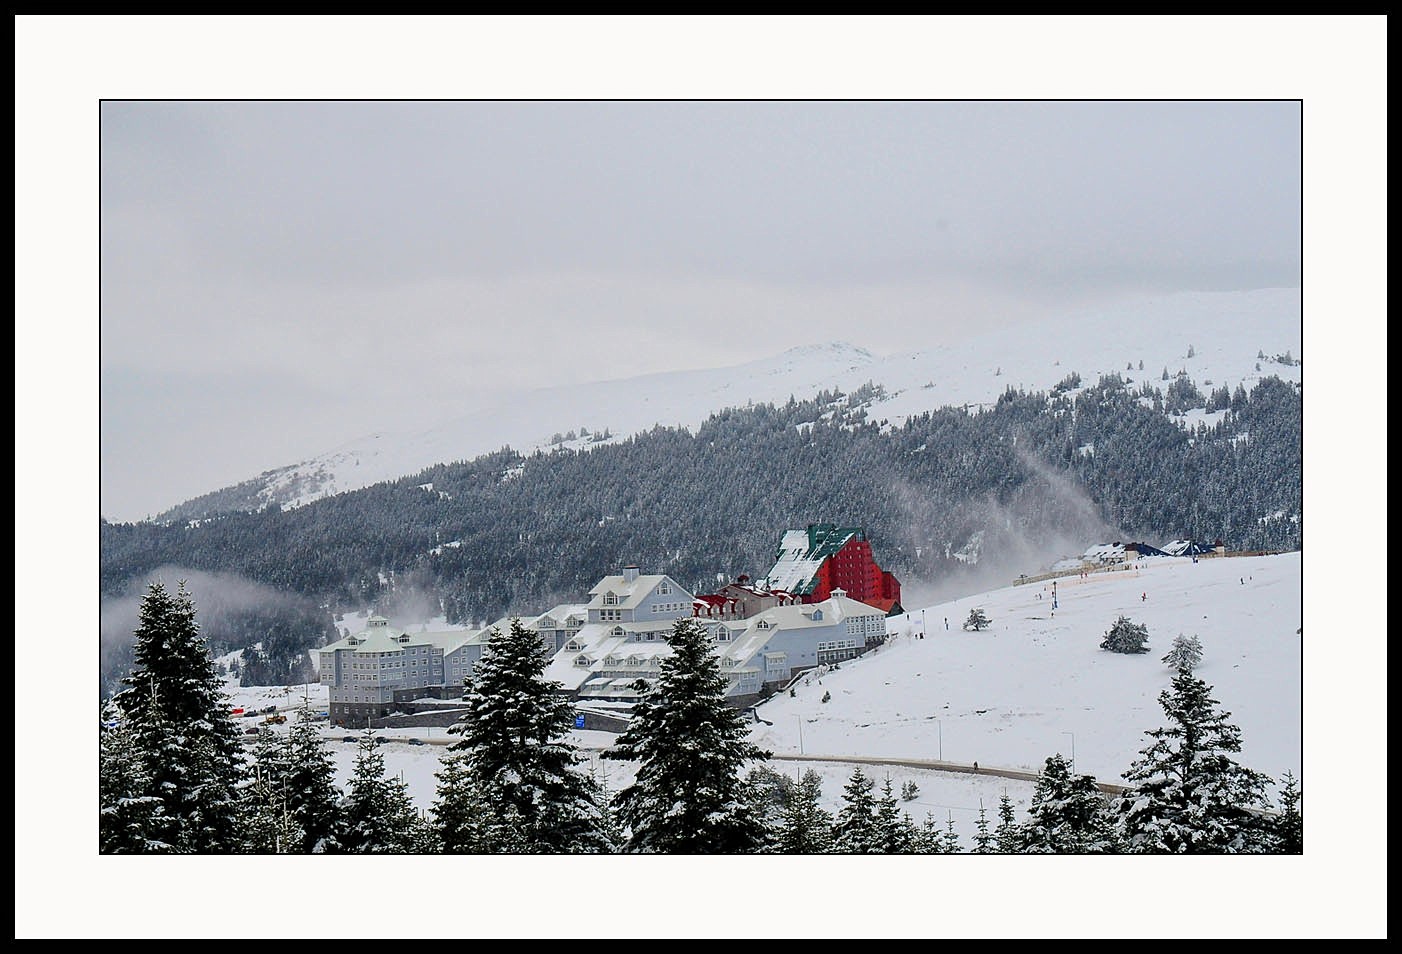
[99,373,1301,695]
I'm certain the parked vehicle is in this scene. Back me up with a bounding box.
[264,713,287,725]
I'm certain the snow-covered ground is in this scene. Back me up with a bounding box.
[39,542,1381,938]
[245,551,1301,845]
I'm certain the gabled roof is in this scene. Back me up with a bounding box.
[586,573,691,610]
[763,524,866,595]
[321,618,483,655]
[533,604,588,629]
[1161,539,1218,556]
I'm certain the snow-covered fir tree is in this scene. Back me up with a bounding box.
[1111,668,1276,853]
[1101,614,1151,654]
[108,581,246,852]
[341,732,422,853]
[1161,633,1204,672]
[98,696,173,853]
[994,791,1021,853]
[972,802,995,853]
[442,618,614,853]
[775,769,834,854]
[604,616,771,853]
[1272,771,1303,854]
[1017,754,1119,853]
[240,728,307,855]
[913,812,948,853]
[431,751,510,853]
[874,776,915,853]
[740,765,793,854]
[832,766,882,853]
[942,814,961,854]
[283,699,345,853]
[963,608,992,631]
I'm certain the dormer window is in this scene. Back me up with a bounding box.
[756,619,771,630]
[611,626,626,637]
[564,639,583,652]
[603,593,619,606]
[811,609,823,621]
[574,654,592,667]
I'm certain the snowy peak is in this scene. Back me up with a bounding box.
[157,288,1299,521]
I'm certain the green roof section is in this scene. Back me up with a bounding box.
[803,523,865,561]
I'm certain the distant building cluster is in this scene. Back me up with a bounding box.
[320,524,902,722]
[1044,539,1229,575]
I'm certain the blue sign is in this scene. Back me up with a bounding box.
[574,714,586,728]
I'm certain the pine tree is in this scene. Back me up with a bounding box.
[963,608,992,631]
[913,812,946,853]
[775,769,834,854]
[994,791,1021,853]
[283,700,345,853]
[1271,771,1303,854]
[98,697,173,853]
[431,750,504,853]
[942,813,961,854]
[1101,615,1150,654]
[342,732,420,853]
[741,766,793,854]
[240,729,306,855]
[1018,754,1118,853]
[604,616,771,853]
[443,618,614,853]
[874,776,914,853]
[832,766,881,853]
[972,802,995,853]
[108,581,246,852]
[1111,668,1275,853]
[1161,633,1204,672]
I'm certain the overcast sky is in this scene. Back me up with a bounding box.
[13,17,1383,525]
[96,97,1302,520]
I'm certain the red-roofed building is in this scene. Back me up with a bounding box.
[762,524,903,616]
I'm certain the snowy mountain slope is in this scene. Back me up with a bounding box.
[162,287,1301,519]
[222,549,1303,843]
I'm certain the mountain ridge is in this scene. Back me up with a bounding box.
[146,287,1300,525]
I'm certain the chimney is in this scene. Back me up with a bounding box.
[623,565,640,583]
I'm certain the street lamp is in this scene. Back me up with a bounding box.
[1063,731,1075,772]
[936,718,943,761]
[798,717,804,755]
